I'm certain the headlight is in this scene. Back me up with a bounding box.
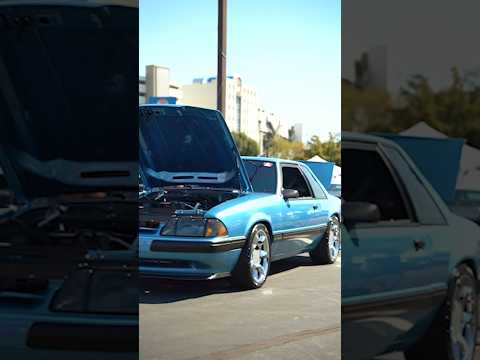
[160,217,228,237]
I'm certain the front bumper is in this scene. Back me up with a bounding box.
[0,280,137,358]
[139,235,246,279]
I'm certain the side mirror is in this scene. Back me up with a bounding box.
[282,188,299,200]
[343,201,381,224]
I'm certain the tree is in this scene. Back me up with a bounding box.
[270,136,306,160]
[263,120,279,156]
[231,131,259,156]
[342,80,392,132]
[305,135,323,159]
[306,133,341,166]
[343,68,480,148]
[390,68,480,147]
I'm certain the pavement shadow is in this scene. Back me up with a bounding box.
[140,254,315,304]
[269,254,315,276]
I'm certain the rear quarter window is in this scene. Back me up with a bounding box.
[300,165,328,199]
[383,146,446,225]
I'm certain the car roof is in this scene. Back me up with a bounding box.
[342,131,400,147]
[242,156,303,166]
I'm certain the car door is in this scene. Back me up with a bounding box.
[274,164,320,259]
[341,141,437,359]
[300,163,331,226]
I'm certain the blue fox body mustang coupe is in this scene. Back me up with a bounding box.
[139,105,341,288]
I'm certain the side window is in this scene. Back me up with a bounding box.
[383,146,446,225]
[342,148,410,221]
[281,166,312,198]
[300,165,328,199]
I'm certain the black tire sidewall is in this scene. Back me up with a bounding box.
[405,264,478,360]
[310,216,340,265]
[445,265,478,360]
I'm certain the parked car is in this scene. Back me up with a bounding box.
[0,1,138,358]
[342,132,480,360]
[139,105,341,289]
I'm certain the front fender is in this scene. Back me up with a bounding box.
[208,209,273,239]
[206,193,279,238]
[244,212,273,237]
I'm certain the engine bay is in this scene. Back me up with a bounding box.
[139,188,240,229]
[0,198,137,282]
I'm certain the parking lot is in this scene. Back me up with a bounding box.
[140,254,341,360]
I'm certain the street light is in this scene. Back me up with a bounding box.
[217,0,227,115]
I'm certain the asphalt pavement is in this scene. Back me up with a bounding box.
[374,323,480,359]
[140,254,341,360]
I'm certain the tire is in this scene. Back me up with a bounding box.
[309,216,340,265]
[230,223,271,290]
[404,264,477,360]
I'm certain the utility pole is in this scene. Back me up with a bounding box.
[217,0,227,115]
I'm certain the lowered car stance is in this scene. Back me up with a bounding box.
[342,132,480,360]
[139,105,341,289]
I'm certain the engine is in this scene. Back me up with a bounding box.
[139,188,240,230]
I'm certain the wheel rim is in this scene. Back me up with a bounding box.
[249,229,270,285]
[450,274,477,360]
[328,219,340,260]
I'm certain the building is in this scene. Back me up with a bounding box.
[139,67,291,153]
[139,76,146,104]
[291,123,303,142]
[139,65,182,104]
[256,107,292,153]
[145,65,170,99]
[182,75,260,143]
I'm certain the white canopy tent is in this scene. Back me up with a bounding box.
[308,155,327,162]
[400,122,480,191]
[308,155,341,185]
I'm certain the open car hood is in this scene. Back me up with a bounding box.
[375,133,464,205]
[0,0,138,200]
[139,105,253,192]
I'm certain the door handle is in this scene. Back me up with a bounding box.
[313,205,318,210]
[413,239,426,251]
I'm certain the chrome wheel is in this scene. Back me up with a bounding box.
[450,274,477,360]
[249,228,270,285]
[328,218,340,260]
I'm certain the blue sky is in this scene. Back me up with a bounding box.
[140,0,341,142]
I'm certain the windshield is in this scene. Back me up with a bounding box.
[244,160,277,194]
[139,106,245,190]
